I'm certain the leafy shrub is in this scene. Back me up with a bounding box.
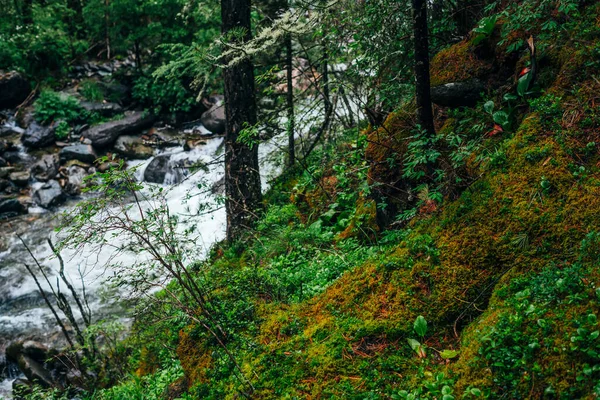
[54,120,71,140]
[34,90,86,125]
[80,80,105,102]
[89,363,186,400]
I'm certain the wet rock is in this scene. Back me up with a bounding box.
[82,111,155,147]
[31,154,59,182]
[21,122,56,148]
[0,71,30,110]
[144,154,171,184]
[0,125,23,137]
[32,180,66,209]
[63,165,88,196]
[183,139,207,151]
[114,135,154,159]
[59,144,97,164]
[9,170,30,186]
[200,96,225,135]
[2,151,25,164]
[23,341,49,360]
[98,81,132,105]
[0,179,11,192]
[0,157,6,168]
[18,355,54,387]
[97,161,120,172]
[211,176,225,196]
[0,197,25,215]
[16,107,35,129]
[0,166,15,179]
[80,101,123,118]
[430,79,486,107]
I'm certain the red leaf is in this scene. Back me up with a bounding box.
[487,124,504,137]
[519,67,531,77]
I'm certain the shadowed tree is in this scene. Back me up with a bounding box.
[221,0,263,241]
[412,0,435,135]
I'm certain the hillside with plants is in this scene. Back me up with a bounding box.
[2,0,600,399]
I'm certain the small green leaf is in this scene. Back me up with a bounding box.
[407,338,421,352]
[440,349,459,359]
[484,100,494,114]
[588,313,597,325]
[493,110,509,128]
[414,315,428,337]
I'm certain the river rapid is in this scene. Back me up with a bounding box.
[0,125,284,398]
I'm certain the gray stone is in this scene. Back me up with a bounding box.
[430,79,486,108]
[21,341,49,361]
[8,170,30,186]
[82,111,155,147]
[0,197,25,215]
[0,71,30,110]
[114,135,154,159]
[32,180,66,209]
[17,355,54,387]
[0,166,15,179]
[200,98,225,135]
[30,154,59,182]
[22,122,56,148]
[0,125,23,137]
[63,165,88,196]
[80,101,123,117]
[59,144,97,164]
[143,154,171,184]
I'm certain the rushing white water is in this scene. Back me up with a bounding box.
[0,125,285,398]
[0,90,361,397]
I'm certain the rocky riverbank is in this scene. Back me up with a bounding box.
[0,70,226,225]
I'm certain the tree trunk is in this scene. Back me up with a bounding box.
[285,33,295,167]
[22,0,33,25]
[412,0,435,135]
[221,0,262,242]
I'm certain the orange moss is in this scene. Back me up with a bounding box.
[135,346,159,377]
[177,326,213,385]
[337,195,379,241]
[430,39,492,87]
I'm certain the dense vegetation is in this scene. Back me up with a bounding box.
[3,0,600,399]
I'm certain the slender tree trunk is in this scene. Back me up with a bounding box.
[105,0,111,60]
[22,0,33,25]
[221,0,262,242]
[285,33,295,167]
[412,0,435,135]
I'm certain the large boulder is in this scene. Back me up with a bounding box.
[30,154,59,182]
[59,144,97,164]
[200,97,225,135]
[0,71,30,110]
[32,180,66,209]
[80,101,123,118]
[430,79,486,107]
[22,122,56,148]
[82,111,155,147]
[114,135,154,159]
[6,340,48,362]
[143,154,171,184]
[17,355,54,387]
